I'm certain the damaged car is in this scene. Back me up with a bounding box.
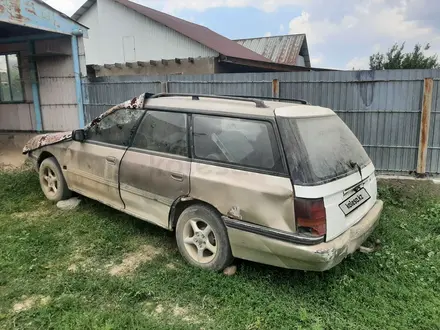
[23,93,383,272]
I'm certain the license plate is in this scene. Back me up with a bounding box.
[339,188,371,215]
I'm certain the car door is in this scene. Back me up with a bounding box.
[65,108,145,209]
[119,110,190,229]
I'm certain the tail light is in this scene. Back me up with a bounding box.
[294,197,326,236]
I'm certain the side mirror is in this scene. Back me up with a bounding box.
[72,129,86,142]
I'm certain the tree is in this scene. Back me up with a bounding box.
[369,43,439,70]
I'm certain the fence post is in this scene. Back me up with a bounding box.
[161,81,169,93]
[272,79,279,99]
[416,78,434,176]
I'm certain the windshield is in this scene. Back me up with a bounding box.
[277,115,371,186]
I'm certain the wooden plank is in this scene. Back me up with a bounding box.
[417,78,434,175]
[272,79,280,99]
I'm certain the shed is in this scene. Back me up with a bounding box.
[72,0,310,77]
[235,34,311,68]
[0,0,89,132]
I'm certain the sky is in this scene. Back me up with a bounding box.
[45,0,440,70]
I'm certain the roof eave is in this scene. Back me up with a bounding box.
[219,55,310,72]
[72,0,97,21]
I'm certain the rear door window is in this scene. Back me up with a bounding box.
[193,115,283,173]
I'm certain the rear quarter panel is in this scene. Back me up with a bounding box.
[189,162,296,232]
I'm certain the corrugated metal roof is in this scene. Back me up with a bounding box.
[72,0,270,63]
[235,34,310,67]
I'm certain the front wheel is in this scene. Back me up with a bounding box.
[176,204,234,271]
[39,157,72,202]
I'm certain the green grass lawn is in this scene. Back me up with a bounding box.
[0,170,439,330]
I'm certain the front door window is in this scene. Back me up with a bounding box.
[87,109,146,146]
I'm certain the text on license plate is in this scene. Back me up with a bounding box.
[339,188,371,215]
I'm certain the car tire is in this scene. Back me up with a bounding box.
[176,204,234,271]
[39,157,72,202]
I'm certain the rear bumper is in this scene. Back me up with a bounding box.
[226,200,383,271]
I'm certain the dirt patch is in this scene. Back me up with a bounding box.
[155,304,164,314]
[11,209,52,220]
[166,263,177,270]
[0,148,26,169]
[147,302,204,324]
[172,305,196,322]
[12,295,50,313]
[67,264,78,272]
[108,245,162,276]
[66,246,100,273]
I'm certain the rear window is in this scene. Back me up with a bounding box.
[277,115,371,186]
[193,115,284,173]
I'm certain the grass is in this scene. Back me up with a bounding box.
[0,170,439,330]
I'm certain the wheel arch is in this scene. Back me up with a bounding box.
[168,197,223,230]
[37,151,56,168]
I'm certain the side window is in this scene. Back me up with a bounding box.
[193,115,283,172]
[87,109,145,146]
[132,111,188,157]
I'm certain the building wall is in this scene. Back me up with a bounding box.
[35,37,80,131]
[79,3,100,65]
[0,36,86,132]
[0,43,36,131]
[79,0,219,65]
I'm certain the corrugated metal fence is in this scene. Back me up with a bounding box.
[82,69,440,174]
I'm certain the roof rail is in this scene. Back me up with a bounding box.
[222,94,309,105]
[150,93,268,108]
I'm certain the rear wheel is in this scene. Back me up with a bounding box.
[176,204,234,271]
[39,157,72,202]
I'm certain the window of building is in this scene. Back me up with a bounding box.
[193,115,284,172]
[0,54,23,102]
[87,109,145,146]
[132,111,188,157]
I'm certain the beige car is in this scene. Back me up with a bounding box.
[24,93,383,272]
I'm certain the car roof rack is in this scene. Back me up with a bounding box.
[150,93,268,108]
[222,95,309,105]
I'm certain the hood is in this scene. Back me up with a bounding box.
[22,93,148,154]
[22,131,72,154]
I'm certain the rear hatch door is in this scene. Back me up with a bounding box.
[276,111,377,241]
[294,164,377,240]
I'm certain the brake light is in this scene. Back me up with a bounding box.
[294,197,326,236]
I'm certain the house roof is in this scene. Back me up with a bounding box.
[235,34,311,67]
[72,0,270,63]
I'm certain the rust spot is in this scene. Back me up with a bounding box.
[130,97,138,107]
[26,8,36,15]
[5,0,29,22]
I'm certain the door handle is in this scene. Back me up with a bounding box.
[171,173,184,182]
[106,156,117,165]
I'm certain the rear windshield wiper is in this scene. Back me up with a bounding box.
[349,161,363,180]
